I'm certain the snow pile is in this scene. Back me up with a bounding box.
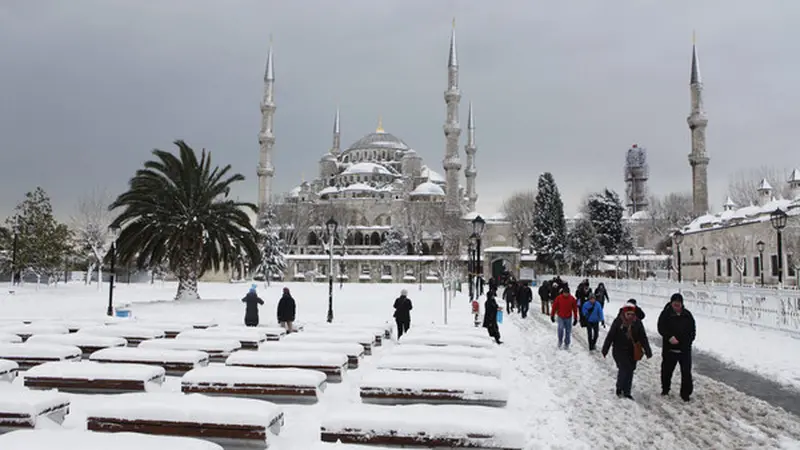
[26,360,165,381]
[132,321,196,333]
[408,325,490,338]
[259,341,364,358]
[283,331,374,346]
[398,333,494,348]
[227,350,347,368]
[390,343,496,359]
[360,369,509,403]
[376,354,501,378]
[0,323,69,338]
[182,366,326,387]
[0,333,22,344]
[89,347,209,364]
[0,390,70,420]
[0,343,82,359]
[77,325,165,340]
[139,338,241,353]
[27,333,127,349]
[0,358,19,382]
[0,430,224,450]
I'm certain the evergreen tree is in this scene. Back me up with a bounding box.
[380,228,407,255]
[566,218,603,275]
[586,189,628,255]
[532,173,567,271]
[257,203,287,285]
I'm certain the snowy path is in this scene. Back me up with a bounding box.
[502,311,800,449]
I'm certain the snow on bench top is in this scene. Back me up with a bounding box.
[360,369,508,399]
[408,325,490,338]
[35,319,104,330]
[27,334,127,348]
[398,333,494,348]
[377,354,502,378]
[312,443,395,450]
[25,360,165,381]
[321,404,524,447]
[90,347,208,363]
[85,392,283,428]
[182,365,327,386]
[0,343,82,359]
[77,325,165,339]
[390,344,496,360]
[139,338,241,352]
[129,321,196,332]
[304,322,390,334]
[283,332,373,345]
[0,430,224,450]
[0,333,22,344]
[0,323,69,336]
[177,328,267,342]
[227,350,348,367]
[0,359,19,373]
[0,390,70,415]
[259,341,364,356]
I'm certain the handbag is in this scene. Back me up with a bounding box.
[496,310,504,324]
[633,342,644,361]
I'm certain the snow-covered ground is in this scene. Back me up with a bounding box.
[1,280,800,449]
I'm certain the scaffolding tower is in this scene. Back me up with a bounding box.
[624,144,649,214]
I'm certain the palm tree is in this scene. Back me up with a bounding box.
[109,140,261,300]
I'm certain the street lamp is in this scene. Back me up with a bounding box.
[472,215,486,295]
[107,225,120,316]
[757,240,765,287]
[325,217,338,323]
[468,233,477,301]
[700,246,708,284]
[339,244,346,290]
[673,230,684,283]
[418,246,423,291]
[770,208,788,285]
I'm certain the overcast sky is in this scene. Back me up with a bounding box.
[2,0,799,220]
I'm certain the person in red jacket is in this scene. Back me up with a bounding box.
[551,286,579,349]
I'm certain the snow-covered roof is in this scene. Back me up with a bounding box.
[288,186,302,197]
[342,183,376,192]
[790,169,800,184]
[410,181,445,197]
[572,212,586,221]
[758,178,773,191]
[483,246,520,253]
[684,197,797,234]
[318,186,339,196]
[420,166,446,184]
[723,196,737,209]
[341,162,393,176]
[629,210,650,221]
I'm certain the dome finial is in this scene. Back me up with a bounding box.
[376,115,384,133]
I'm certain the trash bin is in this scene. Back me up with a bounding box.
[115,308,131,318]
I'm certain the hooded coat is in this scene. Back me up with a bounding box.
[277,291,296,323]
[242,291,264,326]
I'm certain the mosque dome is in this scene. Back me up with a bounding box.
[410,181,445,197]
[344,131,410,154]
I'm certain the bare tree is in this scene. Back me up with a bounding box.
[713,230,766,284]
[273,199,315,253]
[401,201,436,253]
[71,190,114,289]
[501,190,537,248]
[783,219,800,286]
[727,166,791,206]
[646,192,694,250]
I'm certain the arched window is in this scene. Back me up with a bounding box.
[354,231,364,246]
[307,232,318,246]
[431,241,443,255]
[421,242,431,255]
[381,232,387,243]
[370,232,381,246]
[346,233,354,246]
[406,242,415,255]
[386,216,391,226]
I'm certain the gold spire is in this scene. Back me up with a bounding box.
[452,17,456,29]
[692,29,696,45]
[376,115,384,133]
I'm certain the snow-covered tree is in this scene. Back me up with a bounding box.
[70,190,114,289]
[647,192,694,251]
[380,228,407,255]
[257,204,287,285]
[566,218,603,276]
[501,190,537,248]
[532,173,567,271]
[586,189,628,255]
[713,232,755,284]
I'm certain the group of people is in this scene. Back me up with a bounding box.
[241,284,297,333]
[500,278,534,318]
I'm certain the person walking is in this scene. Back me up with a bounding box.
[483,289,503,344]
[658,293,696,402]
[582,292,605,351]
[550,287,579,350]
[277,287,296,333]
[594,282,609,308]
[576,280,592,327]
[538,282,550,315]
[502,280,517,314]
[393,289,413,339]
[242,284,264,327]
[517,281,533,319]
[602,303,653,399]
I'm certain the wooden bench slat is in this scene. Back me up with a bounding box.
[259,341,364,369]
[226,350,347,383]
[377,354,502,378]
[25,361,165,393]
[27,334,127,358]
[89,347,209,376]
[176,329,266,350]
[282,333,374,355]
[359,369,508,407]
[139,338,240,363]
[0,391,71,429]
[181,366,326,404]
[0,344,82,370]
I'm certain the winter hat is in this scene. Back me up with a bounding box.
[623,300,637,312]
[401,289,408,296]
[249,284,257,293]
[670,292,684,304]
[283,287,290,294]
[627,299,638,306]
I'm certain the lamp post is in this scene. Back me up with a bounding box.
[700,246,708,284]
[472,216,486,296]
[339,245,346,290]
[468,234,477,301]
[673,230,684,283]
[325,217,338,323]
[418,246,423,291]
[770,208,788,285]
[757,240,765,287]
[107,225,119,316]
[10,216,18,286]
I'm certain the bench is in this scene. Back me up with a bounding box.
[359,369,508,407]
[0,343,82,370]
[0,391,71,433]
[176,328,266,350]
[39,319,103,334]
[304,323,387,346]
[409,325,493,338]
[24,360,165,394]
[0,430,224,450]
[0,333,22,344]
[259,341,364,369]
[133,322,197,339]
[86,392,284,449]
[391,343,497,360]
[226,350,348,383]
[78,325,166,346]
[376,354,502,378]
[320,404,524,449]
[181,366,327,404]
[398,332,495,349]
[0,324,69,342]
[282,331,375,355]
[89,347,209,376]
[0,359,19,383]
[27,334,127,358]
[139,338,241,363]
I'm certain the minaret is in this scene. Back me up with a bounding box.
[443,19,462,214]
[687,33,710,216]
[464,102,478,211]
[331,108,341,155]
[257,39,276,213]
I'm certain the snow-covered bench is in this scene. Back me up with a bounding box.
[0,391,71,433]
[176,328,267,350]
[282,331,375,355]
[320,404,524,449]
[409,325,492,338]
[304,323,388,346]
[0,324,69,342]
[312,444,395,450]
[24,361,165,394]
[0,359,19,383]
[359,369,508,407]
[89,347,209,376]
[0,333,21,344]
[85,393,284,449]
[0,343,81,370]
[139,338,241,363]
[254,326,287,341]
[259,341,365,369]
[227,350,348,383]
[376,354,502,378]
[390,343,496,360]
[181,366,327,404]
[27,333,127,358]
[398,332,495,349]
[134,322,197,339]
[0,430,224,450]
[78,325,166,346]
[39,319,103,333]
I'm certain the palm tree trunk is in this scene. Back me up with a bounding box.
[175,255,200,301]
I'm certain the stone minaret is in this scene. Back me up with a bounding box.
[687,35,710,216]
[464,102,478,211]
[257,41,276,213]
[331,108,341,155]
[443,19,462,214]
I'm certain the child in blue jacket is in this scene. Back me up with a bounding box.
[582,293,605,351]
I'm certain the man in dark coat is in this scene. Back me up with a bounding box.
[516,281,533,319]
[502,280,517,313]
[602,303,653,399]
[658,293,696,401]
[393,289,413,339]
[594,283,609,308]
[277,287,297,333]
[242,284,264,327]
[538,282,550,315]
[483,290,502,344]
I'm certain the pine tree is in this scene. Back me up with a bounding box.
[257,204,287,285]
[586,189,627,255]
[380,228,407,255]
[532,173,567,271]
[566,219,604,275]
